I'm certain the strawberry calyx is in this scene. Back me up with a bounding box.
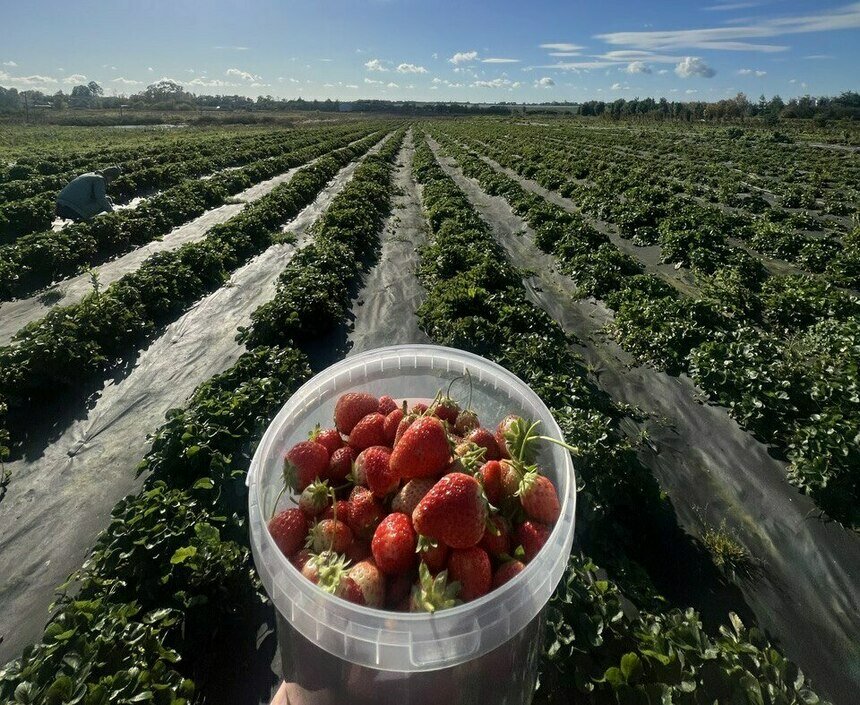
[505,418,581,463]
[308,550,351,594]
[410,563,461,613]
[450,441,487,475]
[415,534,439,553]
[307,423,323,443]
[300,479,332,514]
[515,466,541,498]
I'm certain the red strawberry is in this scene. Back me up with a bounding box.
[516,520,550,562]
[354,446,397,497]
[500,459,524,499]
[383,408,404,446]
[454,409,480,436]
[493,560,526,588]
[478,460,504,506]
[371,513,417,575]
[298,480,332,518]
[328,445,356,484]
[283,440,329,491]
[418,540,449,574]
[447,547,491,601]
[391,478,435,515]
[291,548,312,571]
[391,416,451,479]
[309,425,343,455]
[518,471,560,524]
[335,392,379,435]
[346,539,372,564]
[412,473,487,549]
[411,402,429,415]
[378,395,399,415]
[432,396,460,423]
[385,572,415,609]
[394,413,417,446]
[466,427,501,461]
[337,559,385,607]
[347,486,384,539]
[308,518,353,554]
[322,499,351,522]
[268,508,308,558]
[349,412,387,451]
[479,515,511,558]
[495,414,526,460]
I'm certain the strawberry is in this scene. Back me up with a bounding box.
[371,513,417,575]
[355,445,397,497]
[298,480,332,518]
[493,560,526,588]
[411,402,429,415]
[309,425,343,455]
[349,412,387,451]
[500,459,524,499]
[268,508,308,558]
[447,547,491,601]
[418,540,449,574]
[346,539,372,564]
[516,520,550,562]
[337,559,385,607]
[335,392,379,435]
[347,486,384,539]
[495,414,535,461]
[412,473,487,549]
[454,409,480,436]
[383,408,404,446]
[390,416,451,479]
[410,563,460,612]
[391,478,435,515]
[327,445,356,484]
[478,460,504,505]
[518,471,560,524]
[479,515,511,558]
[432,396,460,423]
[495,414,522,459]
[377,395,399,416]
[466,427,501,461]
[301,550,350,593]
[291,548,312,571]
[393,413,417,446]
[448,441,487,475]
[307,518,353,554]
[321,499,351,522]
[385,571,415,609]
[283,440,329,492]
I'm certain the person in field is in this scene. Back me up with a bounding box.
[55,166,121,222]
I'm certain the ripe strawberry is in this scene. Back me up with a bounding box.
[291,548,312,571]
[383,408,404,446]
[298,480,332,518]
[321,499,351,522]
[432,396,460,423]
[391,478,435,515]
[518,471,560,524]
[410,563,461,612]
[328,445,356,484]
[347,486,384,539]
[466,427,501,461]
[346,539,372,564]
[516,520,550,562]
[479,515,511,558]
[268,508,308,558]
[307,518,353,554]
[371,513,417,575]
[411,402,428,415]
[301,550,350,593]
[478,460,504,506]
[349,412,387,451]
[454,409,480,436]
[391,416,451,479]
[447,547,491,601]
[354,446,397,497]
[393,413,417,446]
[412,473,488,549]
[377,395,399,416]
[500,459,524,499]
[335,392,379,435]
[418,540,449,574]
[385,571,415,609]
[493,560,526,588]
[283,440,329,492]
[309,425,343,456]
[339,559,386,607]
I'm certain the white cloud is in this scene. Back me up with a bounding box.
[111,77,142,85]
[214,45,249,51]
[63,73,87,84]
[686,88,699,94]
[611,82,626,90]
[548,52,582,57]
[704,2,761,10]
[449,51,478,64]
[2,60,17,67]
[364,77,384,85]
[432,52,439,59]
[323,82,334,87]
[625,60,652,74]
[364,58,388,72]
[226,68,262,82]
[346,84,358,89]
[658,69,669,74]
[539,43,584,52]
[187,78,237,88]
[674,56,716,78]
[535,76,555,87]
[147,67,154,72]
[0,70,59,87]
[396,63,427,73]
[186,68,194,73]
[289,78,300,84]
[804,54,835,59]
[482,57,520,63]
[320,58,333,62]
[472,77,521,89]
[249,81,269,87]
[737,68,767,76]
[386,81,399,88]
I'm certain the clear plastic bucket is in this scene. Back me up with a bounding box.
[247,345,577,704]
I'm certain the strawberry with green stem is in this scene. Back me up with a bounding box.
[410,563,461,613]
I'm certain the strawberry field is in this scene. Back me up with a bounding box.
[0,118,857,705]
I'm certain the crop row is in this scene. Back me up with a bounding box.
[0,130,406,705]
[432,129,859,529]
[410,131,828,705]
[0,125,376,300]
[0,131,385,453]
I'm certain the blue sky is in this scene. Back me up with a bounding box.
[1,1,858,102]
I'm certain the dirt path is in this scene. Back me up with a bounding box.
[0,149,354,347]
[347,133,431,356]
[0,137,391,663]
[427,138,860,705]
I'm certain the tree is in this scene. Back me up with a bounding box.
[87,81,103,97]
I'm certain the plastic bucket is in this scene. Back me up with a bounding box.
[247,345,577,704]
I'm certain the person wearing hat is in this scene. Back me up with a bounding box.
[55,166,122,222]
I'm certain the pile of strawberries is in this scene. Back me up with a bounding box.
[267,388,563,612]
